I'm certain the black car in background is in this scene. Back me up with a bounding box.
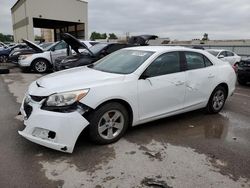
[237,59,250,85]
[54,33,158,71]
[54,42,132,71]
[0,43,27,63]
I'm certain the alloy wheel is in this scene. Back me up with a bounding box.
[35,61,47,73]
[212,90,225,111]
[98,110,125,140]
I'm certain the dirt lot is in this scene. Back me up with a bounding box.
[0,66,250,188]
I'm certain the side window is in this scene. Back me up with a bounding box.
[185,52,205,70]
[54,41,67,51]
[219,51,227,57]
[226,51,234,57]
[144,52,180,77]
[204,56,213,67]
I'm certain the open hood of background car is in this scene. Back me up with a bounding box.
[22,39,44,53]
[128,35,158,46]
[61,33,94,56]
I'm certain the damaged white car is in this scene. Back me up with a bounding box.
[19,46,236,153]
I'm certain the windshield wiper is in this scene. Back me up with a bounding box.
[87,64,94,68]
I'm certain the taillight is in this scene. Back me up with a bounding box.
[232,65,238,73]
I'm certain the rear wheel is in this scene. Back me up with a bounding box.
[32,59,49,73]
[206,86,226,114]
[88,102,129,144]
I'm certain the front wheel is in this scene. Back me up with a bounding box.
[32,59,49,73]
[0,55,8,63]
[206,86,226,114]
[88,102,129,144]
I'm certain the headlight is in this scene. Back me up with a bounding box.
[19,54,32,60]
[45,89,89,107]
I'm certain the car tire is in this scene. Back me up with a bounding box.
[88,102,129,144]
[238,78,247,85]
[206,86,227,114]
[0,68,10,74]
[32,59,49,73]
[0,55,8,63]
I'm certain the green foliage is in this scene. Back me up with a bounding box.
[109,33,118,39]
[90,32,106,40]
[0,33,14,42]
[90,32,117,40]
[35,35,42,41]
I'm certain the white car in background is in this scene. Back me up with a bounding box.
[19,46,236,153]
[18,39,97,73]
[206,49,241,66]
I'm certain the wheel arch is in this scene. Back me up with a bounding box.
[31,58,52,68]
[215,82,229,99]
[92,98,134,127]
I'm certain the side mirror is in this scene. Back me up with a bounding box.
[139,71,150,80]
[218,55,224,59]
[51,47,55,52]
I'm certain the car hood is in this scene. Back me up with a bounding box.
[61,33,94,56]
[22,39,44,53]
[29,66,125,96]
[128,35,158,46]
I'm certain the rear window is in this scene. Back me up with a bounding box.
[185,52,213,70]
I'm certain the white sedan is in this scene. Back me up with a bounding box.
[19,46,236,153]
[206,49,241,66]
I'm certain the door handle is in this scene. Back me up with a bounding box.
[208,74,215,78]
[175,81,185,86]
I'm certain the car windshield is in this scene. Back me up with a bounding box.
[88,43,108,55]
[39,42,54,49]
[90,50,154,74]
[206,50,220,57]
[44,42,60,51]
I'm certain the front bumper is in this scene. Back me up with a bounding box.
[19,95,89,153]
[18,59,32,67]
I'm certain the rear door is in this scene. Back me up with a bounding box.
[183,51,215,108]
[138,51,186,120]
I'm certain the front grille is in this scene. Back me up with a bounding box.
[30,95,46,102]
[24,103,33,119]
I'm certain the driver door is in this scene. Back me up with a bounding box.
[138,51,186,121]
[50,41,68,63]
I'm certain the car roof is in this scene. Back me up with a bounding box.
[206,49,226,52]
[123,46,196,53]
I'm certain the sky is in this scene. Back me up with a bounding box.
[1,0,250,40]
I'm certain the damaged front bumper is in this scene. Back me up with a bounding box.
[18,95,90,153]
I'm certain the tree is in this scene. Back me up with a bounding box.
[109,33,118,39]
[90,32,101,40]
[0,33,14,42]
[90,32,113,40]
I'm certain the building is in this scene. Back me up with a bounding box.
[41,29,54,42]
[11,0,88,42]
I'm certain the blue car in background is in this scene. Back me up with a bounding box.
[0,44,27,63]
